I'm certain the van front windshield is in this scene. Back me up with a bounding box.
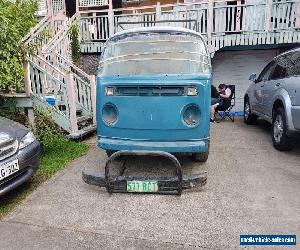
[99,32,211,76]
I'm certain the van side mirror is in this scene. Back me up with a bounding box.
[249,73,257,82]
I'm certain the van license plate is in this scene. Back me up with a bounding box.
[0,159,19,181]
[127,180,158,193]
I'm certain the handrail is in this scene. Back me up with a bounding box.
[23,15,51,44]
[79,2,208,14]
[43,14,78,53]
[34,55,66,76]
[79,0,300,15]
[55,52,90,79]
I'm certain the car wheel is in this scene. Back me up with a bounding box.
[271,107,295,151]
[244,97,257,125]
[106,150,116,157]
[192,151,209,162]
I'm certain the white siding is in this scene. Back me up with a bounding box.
[212,49,278,112]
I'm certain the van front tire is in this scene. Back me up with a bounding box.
[192,151,209,162]
[106,150,116,157]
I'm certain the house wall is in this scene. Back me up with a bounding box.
[212,49,279,112]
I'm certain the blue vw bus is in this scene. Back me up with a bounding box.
[97,27,211,162]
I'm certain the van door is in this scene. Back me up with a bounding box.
[254,60,275,114]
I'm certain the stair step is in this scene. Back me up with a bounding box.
[67,124,96,141]
[77,115,92,124]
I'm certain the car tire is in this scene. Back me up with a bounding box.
[192,151,209,162]
[244,97,257,125]
[271,107,295,151]
[106,150,116,157]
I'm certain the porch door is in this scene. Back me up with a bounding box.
[65,0,76,17]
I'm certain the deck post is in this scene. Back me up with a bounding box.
[207,0,214,38]
[265,0,272,32]
[66,72,79,133]
[156,2,161,22]
[23,60,35,125]
[108,0,114,37]
[89,75,97,124]
[23,60,31,97]
[236,0,242,32]
[296,1,300,28]
[76,0,79,13]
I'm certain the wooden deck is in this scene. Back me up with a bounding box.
[78,0,300,54]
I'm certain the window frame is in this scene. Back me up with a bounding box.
[256,60,276,83]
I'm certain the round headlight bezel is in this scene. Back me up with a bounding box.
[102,103,118,126]
[182,104,201,127]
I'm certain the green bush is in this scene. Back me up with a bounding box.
[69,22,80,65]
[0,0,38,93]
[31,108,64,147]
[0,97,28,125]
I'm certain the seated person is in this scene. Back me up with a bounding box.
[211,84,219,105]
[210,83,232,123]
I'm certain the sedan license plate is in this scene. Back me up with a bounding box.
[0,159,19,181]
[127,180,158,193]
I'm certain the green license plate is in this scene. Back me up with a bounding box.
[127,180,158,193]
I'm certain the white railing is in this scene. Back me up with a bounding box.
[28,55,74,132]
[28,54,96,133]
[271,0,300,30]
[22,9,96,134]
[54,53,96,122]
[79,0,108,8]
[23,15,52,48]
[80,15,110,41]
[78,0,300,44]
[213,1,267,33]
[52,0,65,14]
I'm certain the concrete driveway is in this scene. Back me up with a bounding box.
[0,119,299,249]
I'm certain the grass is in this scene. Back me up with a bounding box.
[0,136,89,220]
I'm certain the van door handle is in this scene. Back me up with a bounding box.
[260,84,264,87]
[276,82,280,87]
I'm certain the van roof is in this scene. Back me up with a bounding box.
[109,26,204,41]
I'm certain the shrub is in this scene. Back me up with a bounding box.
[0,0,38,93]
[69,22,80,65]
[31,108,64,147]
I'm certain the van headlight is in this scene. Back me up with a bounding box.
[19,132,35,149]
[102,103,118,125]
[187,87,198,96]
[182,104,200,126]
[105,87,114,96]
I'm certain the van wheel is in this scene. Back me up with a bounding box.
[244,97,257,125]
[272,107,295,151]
[192,151,209,162]
[106,150,116,157]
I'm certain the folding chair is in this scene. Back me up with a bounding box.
[216,84,235,122]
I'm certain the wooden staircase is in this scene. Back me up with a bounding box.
[23,12,96,139]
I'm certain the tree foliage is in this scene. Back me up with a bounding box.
[0,0,38,93]
[69,22,80,65]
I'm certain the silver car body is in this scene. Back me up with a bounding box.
[245,48,300,134]
[0,117,41,196]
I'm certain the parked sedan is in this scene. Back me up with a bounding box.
[244,47,300,151]
[0,117,41,196]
